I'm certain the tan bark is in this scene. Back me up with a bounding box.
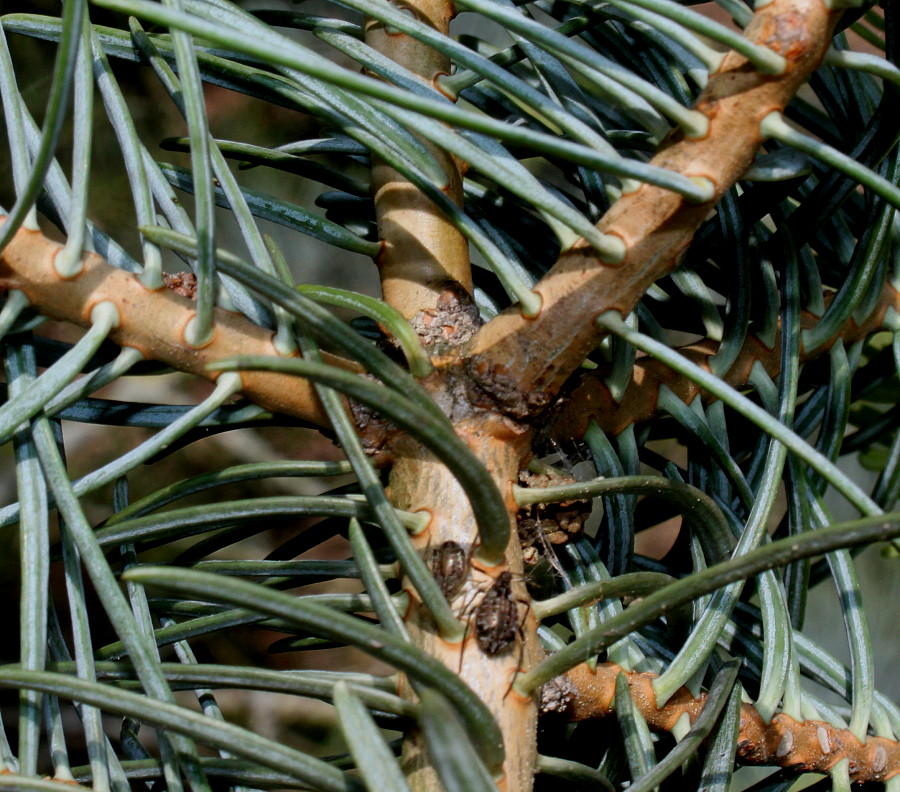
[363,0,539,786]
[0,223,336,428]
[365,0,473,321]
[549,283,900,440]
[558,663,899,784]
[466,0,841,419]
[388,376,540,791]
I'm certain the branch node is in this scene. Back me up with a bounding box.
[183,314,215,348]
[89,300,120,328]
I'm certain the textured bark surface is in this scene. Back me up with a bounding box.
[0,224,336,426]
[549,283,900,440]
[362,0,544,783]
[466,0,841,418]
[388,381,540,791]
[559,663,899,784]
[365,0,472,320]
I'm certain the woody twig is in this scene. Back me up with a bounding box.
[546,663,898,784]
[549,282,900,440]
[363,1,540,790]
[0,223,336,428]
[364,0,474,328]
[466,0,842,419]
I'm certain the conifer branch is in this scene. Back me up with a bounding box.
[548,663,899,784]
[466,0,842,418]
[0,223,335,429]
[365,0,475,327]
[550,282,900,439]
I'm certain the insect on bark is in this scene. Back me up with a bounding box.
[430,540,469,600]
[474,571,521,656]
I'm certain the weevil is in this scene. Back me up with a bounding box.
[474,571,522,656]
[430,540,469,600]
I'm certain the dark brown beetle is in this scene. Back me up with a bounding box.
[474,571,521,656]
[430,540,469,600]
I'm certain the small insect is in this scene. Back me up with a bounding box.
[474,571,522,656]
[430,541,469,600]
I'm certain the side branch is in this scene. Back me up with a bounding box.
[548,664,898,784]
[549,282,900,439]
[0,224,335,428]
[467,0,840,417]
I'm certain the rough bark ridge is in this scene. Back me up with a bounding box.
[559,664,899,785]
